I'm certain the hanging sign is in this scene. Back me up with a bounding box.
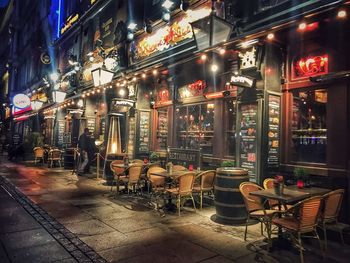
[230,75,256,89]
[13,94,31,109]
[239,47,257,69]
[293,54,328,80]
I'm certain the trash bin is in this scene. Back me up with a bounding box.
[214,167,249,225]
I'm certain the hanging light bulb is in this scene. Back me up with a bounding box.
[162,12,171,22]
[142,73,146,79]
[152,69,158,76]
[267,33,275,40]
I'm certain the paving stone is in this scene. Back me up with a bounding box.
[103,217,160,234]
[65,219,115,236]
[199,255,235,263]
[80,231,129,252]
[0,228,56,251]
[97,243,150,263]
[8,242,72,263]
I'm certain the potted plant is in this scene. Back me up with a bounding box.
[294,167,309,188]
[149,151,160,163]
[221,160,235,167]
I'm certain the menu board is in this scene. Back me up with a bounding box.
[238,103,258,180]
[87,118,95,135]
[267,95,280,167]
[157,110,168,150]
[138,111,150,153]
[101,117,106,136]
[57,120,65,146]
[127,117,136,158]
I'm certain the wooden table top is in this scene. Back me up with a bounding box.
[150,170,199,178]
[250,185,330,204]
[113,162,156,169]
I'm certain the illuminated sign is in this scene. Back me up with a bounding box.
[179,80,206,99]
[13,94,31,109]
[239,47,257,69]
[60,13,79,35]
[230,75,256,89]
[133,6,211,60]
[293,54,328,80]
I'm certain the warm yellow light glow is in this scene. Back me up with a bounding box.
[337,10,347,19]
[219,48,226,55]
[132,77,137,81]
[152,69,158,75]
[201,54,207,61]
[210,64,218,72]
[298,22,307,30]
[142,73,146,79]
[112,142,117,153]
[267,33,274,40]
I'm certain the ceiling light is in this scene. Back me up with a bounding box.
[162,12,171,22]
[210,64,218,72]
[152,69,158,75]
[142,73,146,79]
[267,33,274,40]
[127,32,134,41]
[162,0,173,10]
[298,22,307,30]
[219,48,226,55]
[337,10,347,19]
[201,54,207,61]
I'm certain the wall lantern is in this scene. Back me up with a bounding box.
[31,100,44,111]
[52,90,67,103]
[190,1,232,51]
[91,65,114,87]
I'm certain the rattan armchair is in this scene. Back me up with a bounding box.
[272,196,323,263]
[172,165,187,171]
[119,163,143,195]
[47,149,62,168]
[147,166,166,193]
[193,170,216,210]
[131,159,144,164]
[166,172,196,216]
[318,189,345,250]
[110,160,125,193]
[239,182,277,245]
[33,147,44,164]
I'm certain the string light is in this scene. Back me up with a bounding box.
[219,48,226,55]
[142,73,146,79]
[152,69,158,76]
[337,10,347,19]
[201,54,207,61]
[267,33,274,40]
[298,22,307,30]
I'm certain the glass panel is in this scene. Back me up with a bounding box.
[156,108,168,151]
[200,103,214,154]
[224,99,236,156]
[188,105,200,149]
[176,106,188,148]
[290,88,327,163]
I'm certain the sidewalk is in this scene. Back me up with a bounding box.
[0,158,349,263]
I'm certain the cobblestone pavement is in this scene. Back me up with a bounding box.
[0,158,349,263]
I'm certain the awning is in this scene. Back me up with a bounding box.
[309,70,350,83]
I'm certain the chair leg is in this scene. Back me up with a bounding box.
[336,220,345,245]
[244,216,249,241]
[260,221,264,236]
[200,191,203,210]
[297,232,304,263]
[177,196,181,216]
[322,222,328,251]
[314,230,324,258]
[266,221,272,250]
[190,194,196,212]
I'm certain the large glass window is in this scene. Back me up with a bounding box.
[175,103,214,155]
[290,88,327,163]
[224,99,237,157]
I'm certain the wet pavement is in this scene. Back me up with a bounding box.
[0,157,349,263]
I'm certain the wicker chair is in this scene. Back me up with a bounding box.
[119,163,143,195]
[272,196,323,263]
[172,165,187,171]
[147,166,166,193]
[318,189,345,250]
[239,182,277,245]
[110,160,125,193]
[131,159,144,164]
[263,178,292,211]
[33,147,44,164]
[166,172,196,216]
[47,149,62,168]
[193,170,216,210]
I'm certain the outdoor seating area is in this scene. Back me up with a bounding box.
[32,145,63,167]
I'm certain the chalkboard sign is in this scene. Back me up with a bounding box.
[87,118,95,135]
[167,147,201,169]
[267,95,280,167]
[127,116,136,158]
[57,121,65,146]
[238,103,258,180]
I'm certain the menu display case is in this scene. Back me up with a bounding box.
[137,110,151,154]
[127,116,136,158]
[156,109,168,151]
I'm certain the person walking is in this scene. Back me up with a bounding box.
[78,128,90,175]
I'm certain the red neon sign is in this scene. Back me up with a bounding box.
[293,54,328,80]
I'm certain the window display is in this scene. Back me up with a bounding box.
[175,103,214,155]
[291,88,327,163]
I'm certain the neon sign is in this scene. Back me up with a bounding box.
[293,54,328,80]
[60,13,79,35]
[179,80,206,99]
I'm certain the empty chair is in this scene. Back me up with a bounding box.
[147,166,166,193]
[119,163,143,195]
[193,170,216,209]
[318,189,345,250]
[166,172,196,216]
[110,160,125,193]
[239,182,276,245]
[47,149,62,168]
[33,147,44,164]
[272,196,323,263]
[131,159,144,164]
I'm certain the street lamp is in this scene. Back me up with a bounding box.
[52,90,67,103]
[91,65,114,87]
[190,1,232,51]
[31,100,44,111]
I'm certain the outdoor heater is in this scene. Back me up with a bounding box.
[104,98,134,184]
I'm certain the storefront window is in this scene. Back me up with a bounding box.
[176,103,214,155]
[156,108,168,151]
[224,99,237,156]
[291,88,327,163]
